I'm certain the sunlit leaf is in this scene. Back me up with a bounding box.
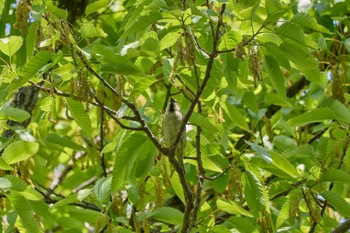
[217,199,253,217]
[288,108,335,127]
[322,190,350,217]
[264,55,286,97]
[8,193,43,233]
[85,0,111,16]
[0,106,31,122]
[3,141,39,164]
[0,36,23,57]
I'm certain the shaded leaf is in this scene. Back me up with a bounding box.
[148,207,184,225]
[264,55,286,97]
[94,177,112,205]
[66,98,92,134]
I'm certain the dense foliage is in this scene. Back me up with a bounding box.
[0,0,350,232]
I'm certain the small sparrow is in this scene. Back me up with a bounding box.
[163,98,186,164]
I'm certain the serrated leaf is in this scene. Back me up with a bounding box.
[80,23,107,38]
[242,170,264,216]
[92,45,143,76]
[123,11,163,37]
[85,0,111,16]
[14,186,42,201]
[288,107,335,127]
[170,171,185,204]
[0,106,31,123]
[202,156,223,173]
[221,53,238,90]
[322,190,350,217]
[319,98,350,124]
[271,151,299,178]
[130,76,157,99]
[0,157,13,170]
[276,198,290,228]
[322,169,350,183]
[8,193,43,233]
[266,0,283,15]
[264,55,286,97]
[224,216,257,233]
[45,1,68,19]
[0,178,11,191]
[245,141,272,163]
[224,103,250,132]
[51,193,79,209]
[3,141,39,164]
[148,207,184,225]
[276,22,305,45]
[160,31,180,50]
[279,42,318,69]
[111,133,154,192]
[66,98,92,134]
[292,13,332,34]
[94,177,112,205]
[190,112,219,134]
[217,199,253,217]
[7,51,52,91]
[0,36,23,57]
[46,134,86,151]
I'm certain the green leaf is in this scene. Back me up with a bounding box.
[8,193,43,233]
[111,133,153,192]
[322,169,350,183]
[0,177,11,192]
[288,107,335,127]
[148,207,184,225]
[3,141,39,164]
[321,190,350,217]
[223,102,250,132]
[123,11,163,37]
[245,141,272,163]
[271,151,299,178]
[45,1,68,19]
[80,23,107,38]
[264,55,286,97]
[221,53,238,90]
[276,22,305,45]
[14,186,42,201]
[130,76,157,99]
[7,51,52,92]
[224,216,257,233]
[0,36,23,57]
[265,0,283,15]
[170,172,185,204]
[217,199,253,217]
[85,0,111,16]
[66,98,92,134]
[0,106,31,123]
[190,112,219,134]
[51,193,79,209]
[93,177,112,205]
[46,134,86,151]
[319,98,350,124]
[279,42,318,69]
[242,170,264,216]
[292,13,332,34]
[0,157,13,170]
[159,31,181,50]
[0,0,4,19]
[92,45,143,76]
[276,198,290,228]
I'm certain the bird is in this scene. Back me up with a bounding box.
[163,98,186,165]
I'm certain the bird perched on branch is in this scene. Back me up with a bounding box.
[163,98,186,165]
